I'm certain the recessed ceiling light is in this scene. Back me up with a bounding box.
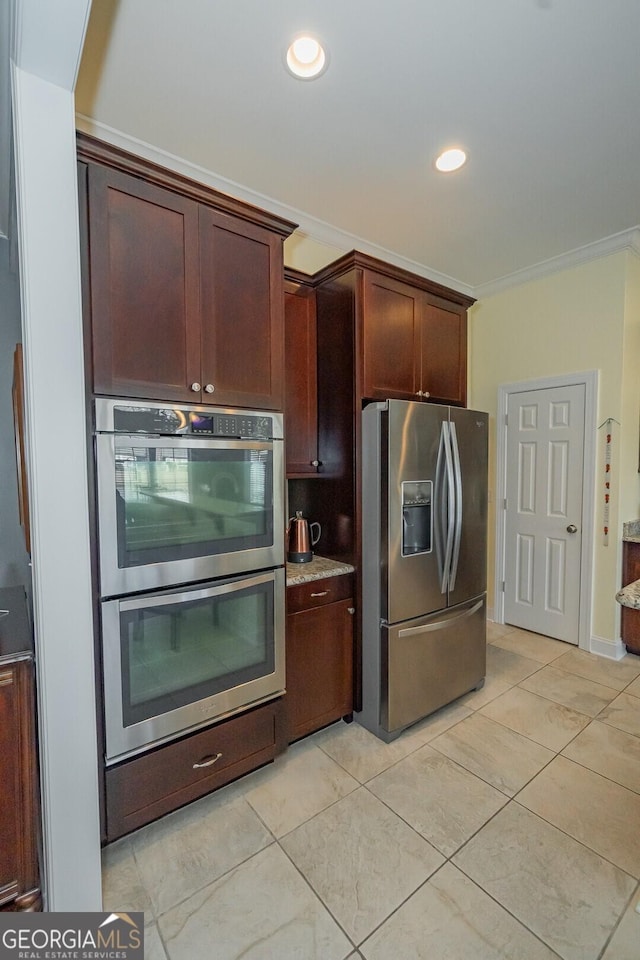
[435,148,467,173]
[285,34,327,80]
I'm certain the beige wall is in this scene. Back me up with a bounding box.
[284,232,346,275]
[619,253,640,525]
[468,251,640,645]
[285,235,640,646]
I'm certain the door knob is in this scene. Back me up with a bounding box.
[566,524,578,534]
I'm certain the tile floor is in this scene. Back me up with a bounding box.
[102,623,640,959]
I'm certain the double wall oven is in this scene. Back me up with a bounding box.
[94,398,285,764]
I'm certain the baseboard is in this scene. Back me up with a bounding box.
[589,635,626,661]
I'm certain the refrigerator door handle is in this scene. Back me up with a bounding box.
[448,420,463,591]
[441,420,456,593]
[398,599,485,637]
[434,421,447,592]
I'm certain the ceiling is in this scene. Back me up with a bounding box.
[75,0,640,296]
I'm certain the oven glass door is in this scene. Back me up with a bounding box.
[96,434,284,596]
[102,569,285,763]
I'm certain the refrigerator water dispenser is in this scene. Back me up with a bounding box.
[401,480,432,556]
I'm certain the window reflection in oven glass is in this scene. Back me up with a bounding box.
[114,444,273,567]
[120,581,275,727]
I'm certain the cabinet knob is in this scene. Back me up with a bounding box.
[416,390,423,397]
[190,382,201,393]
[348,607,355,615]
[423,390,430,399]
[310,459,321,467]
[204,383,215,394]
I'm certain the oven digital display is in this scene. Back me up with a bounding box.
[189,413,214,434]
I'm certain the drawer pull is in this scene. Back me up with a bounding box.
[310,591,329,598]
[193,752,222,769]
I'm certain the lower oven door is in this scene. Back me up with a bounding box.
[101,568,285,764]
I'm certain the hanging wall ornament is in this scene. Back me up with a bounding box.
[598,417,620,546]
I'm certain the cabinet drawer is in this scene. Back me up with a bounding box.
[287,574,354,614]
[105,699,284,841]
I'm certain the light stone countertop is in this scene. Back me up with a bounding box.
[618,520,640,607]
[622,519,640,543]
[286,555,355,586]
[616,580,640,610]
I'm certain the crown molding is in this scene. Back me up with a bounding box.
[74,114,475,299]
[74,116,640,304]
[474,226,640,300]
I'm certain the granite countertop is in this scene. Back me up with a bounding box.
[617,521,640,607]
[622,520,640,543]
[616,581,640,610]
[286,555,355,586]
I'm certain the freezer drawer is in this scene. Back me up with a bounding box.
[382,596,486,736]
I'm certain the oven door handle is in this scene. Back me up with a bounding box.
[193,752,223,769]
[116,569,279,611]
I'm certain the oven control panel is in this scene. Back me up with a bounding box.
[189,412,273,439]
[106,401,278,440]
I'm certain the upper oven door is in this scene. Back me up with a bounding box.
[96,432,284,597]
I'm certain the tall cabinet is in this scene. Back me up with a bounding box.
[77,133,296,841]
[300,251,474,708]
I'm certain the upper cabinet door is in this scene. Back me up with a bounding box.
[419,296,467,406]
[361,271,419,401]
[199,208,285,410]
[87,164,201,402]
[284,281,318,476]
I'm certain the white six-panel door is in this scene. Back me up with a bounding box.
[504,383,585,642]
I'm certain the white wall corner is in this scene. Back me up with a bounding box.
[589,634,626,661]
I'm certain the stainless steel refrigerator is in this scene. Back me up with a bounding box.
[358,399,488,742]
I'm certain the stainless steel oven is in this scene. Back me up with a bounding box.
[101,568,285,763]
[95,398,285,598]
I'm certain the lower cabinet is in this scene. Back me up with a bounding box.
[0,653,41,912]
[286,575,354,742]
[621,541,640,655]
[105,698,286,841]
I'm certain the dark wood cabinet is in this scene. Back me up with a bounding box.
[105,698,286,841]
[621,541,640,655]
[286,575,354,742]
[362,270,421,400]
[362,268,468,405]
[0,588,41,912]
[85,164,201,403]
[420,296,468,406]
[199,207,286,410]
[284,274,319,477]
[301,252,474,710]
[78,132,295,410]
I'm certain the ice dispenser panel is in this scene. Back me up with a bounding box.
[401,480,432,556]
